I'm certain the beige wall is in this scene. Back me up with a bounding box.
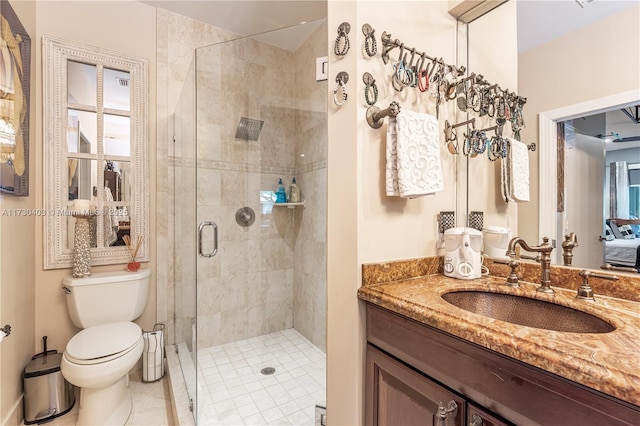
[518,3,640,244]
[0,3,159,422]
[326,1,359,423]
[1,1,36,423]
[327,1,465,424]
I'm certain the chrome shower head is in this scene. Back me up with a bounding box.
[235,117,264,141]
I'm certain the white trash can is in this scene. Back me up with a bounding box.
[142,324,165,382]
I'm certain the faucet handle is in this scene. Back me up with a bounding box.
[562,233,579,266]
[493,258,520,287]
[577,270,619,300]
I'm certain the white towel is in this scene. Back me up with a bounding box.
[509,138,530,202]
[501,138,529,203]
[385,110,443,198]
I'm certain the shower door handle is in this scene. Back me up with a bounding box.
[198,221,218,258]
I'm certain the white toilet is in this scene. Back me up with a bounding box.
[60,269,151,426]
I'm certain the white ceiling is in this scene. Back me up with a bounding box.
[517,0,638,53]
[139,0,327,51]
[139,1,639,53]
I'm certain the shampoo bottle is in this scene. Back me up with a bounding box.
[289,177,301,203]
[275,178,287,203]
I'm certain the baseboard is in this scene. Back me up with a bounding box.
[2,393,23,426]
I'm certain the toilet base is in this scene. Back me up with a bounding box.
[76,375,132,426]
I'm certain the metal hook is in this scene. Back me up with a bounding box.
[338,22,351,35]
[380,33,396,65]
[362,72,375,85]
[416,52,426,76]
[336,71,349,85]
[408,48,416,68]
[397,43,405,62]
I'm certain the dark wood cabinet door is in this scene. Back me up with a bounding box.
[366,344,465,426]
[467,403,513,426]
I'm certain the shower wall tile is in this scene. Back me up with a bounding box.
[291,21,328,352]
[245,272,267,307]
[196,276,221,315]
[218,273,248,312]
[220,170,247,207]
[197,312,222,347]
[162,10,325,353]
[197,168,222,206]
[260,238,293,271]
[245,303,267,337]
[196,123,221,162]
[159,9,241,351]
[220,309,248,343]
[264,269,292,305]
[220,239,251,278]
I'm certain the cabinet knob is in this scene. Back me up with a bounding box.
[469,413,484,426]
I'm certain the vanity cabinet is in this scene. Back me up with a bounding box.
[365,303,640,426]
[367,344,509,426]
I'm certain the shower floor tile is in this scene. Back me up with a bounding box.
[197,329,326,426]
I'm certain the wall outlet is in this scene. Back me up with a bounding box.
[316,56,328,81]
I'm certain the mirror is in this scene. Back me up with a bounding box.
[44,36,149,269]
[0,0,30,196]
[554,106,640,271]
[467,0,640,273]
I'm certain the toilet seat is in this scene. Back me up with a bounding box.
[65,322,142,365]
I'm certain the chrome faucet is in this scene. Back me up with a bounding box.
[561,232,579,266]
[506,236,554,294]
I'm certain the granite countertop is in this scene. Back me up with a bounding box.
[358,273,640,406]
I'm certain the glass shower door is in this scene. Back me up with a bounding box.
[173,56,199,422]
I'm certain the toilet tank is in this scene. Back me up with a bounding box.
[62,269,151,329]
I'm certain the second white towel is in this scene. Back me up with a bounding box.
[501,138,530,202]
[386,109,443,198]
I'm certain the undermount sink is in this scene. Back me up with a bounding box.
[442,291,615,333]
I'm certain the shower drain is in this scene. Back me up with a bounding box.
[260,367,276,375]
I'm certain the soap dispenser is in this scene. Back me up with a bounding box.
[275,178,287,203]
[288,177,301,203]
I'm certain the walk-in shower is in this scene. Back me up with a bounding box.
[171,18,328,425]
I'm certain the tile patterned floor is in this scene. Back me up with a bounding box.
[32,371,172,426]
[196,329,326,426]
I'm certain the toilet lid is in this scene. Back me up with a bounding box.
[66,322,141,362]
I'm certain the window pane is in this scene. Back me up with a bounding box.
[104,160,131,202]
[67,110,97,155]
[68,158,97,201]
[104,68,130,111]
[67,61,96,106]
[104,114,130,157]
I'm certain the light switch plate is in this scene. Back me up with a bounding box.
[316,56,328,81]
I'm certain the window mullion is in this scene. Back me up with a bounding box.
[96,63,105,248]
